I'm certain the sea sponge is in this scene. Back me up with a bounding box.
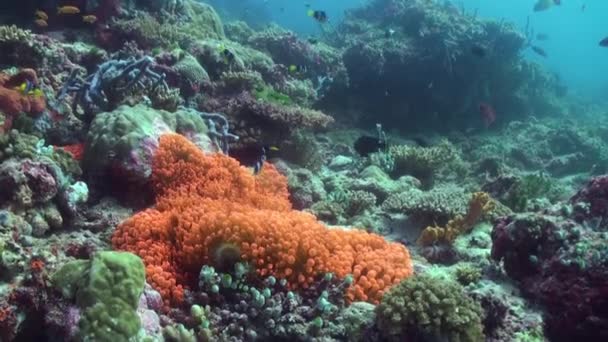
[113,134,413,307]
[376,274,484,342]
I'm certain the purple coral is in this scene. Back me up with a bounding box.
[491,176,608,340]
[0,159,58,206]
[570,175,608,225]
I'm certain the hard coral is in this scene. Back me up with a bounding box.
[376,274,484,342]
[112,134,413,307]
[417,192,495,246]
[201,90,333,147]
[570,175,608,225]
[491,177,608,340]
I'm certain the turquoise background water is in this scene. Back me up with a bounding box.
[206,0,608,101]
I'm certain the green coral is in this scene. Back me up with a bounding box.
[84,104,210,177]
[0,130,81,183]
[505,173,556,211]
[343,190,377,217]
[254,86,294,107]
[51,251,146,341]
[0,130,39,160]
[376,274,484,342]
[454,264,482,286]
[173,51,210,86]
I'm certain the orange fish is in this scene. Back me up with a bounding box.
[82,15,97,24]
[34,19,48,27]
[57,6,80,15]
[35,10,48,21]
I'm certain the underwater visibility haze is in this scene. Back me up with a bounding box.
[0,0,607,341]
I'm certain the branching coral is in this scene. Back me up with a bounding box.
[112,134,413,307]
[57,57,168,120]
[376,274,484,342]
[0,25,44,66]
[108,2,224,50]
[417,192,494,246]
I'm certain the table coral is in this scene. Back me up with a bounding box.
[112,134,413,307]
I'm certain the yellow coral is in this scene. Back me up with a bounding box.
[417,192,494,246]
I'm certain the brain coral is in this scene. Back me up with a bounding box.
[112,134,413,307]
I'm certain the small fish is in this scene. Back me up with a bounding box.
[230,145,279,174]
[599,37,608,47]
[536,33,549,41]
[385,28,395,38]
[470,44,486,58]
[288,64,307,73]
[479,102,496,128]
[354,135,387,157]
[218,44,235,63]
[16,80,34,94]
[57,6,81,15]
[82,15,97,24]
[533,0,553,12]
[35,10,48,21]
[28,88,44,97]
[581,4,586,12]
[307,36,319,44]
[553,0,561,4]
[307,10,328,23]
[531,45,548,57]
[34,19,48,27]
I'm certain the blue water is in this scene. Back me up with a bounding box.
[466,0,608,101]
[206,0,608,102]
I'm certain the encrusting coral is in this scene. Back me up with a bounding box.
[112,134,413,307]
[417,192,494,246]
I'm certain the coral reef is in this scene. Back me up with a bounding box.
[326,0,567,132]
[0,0,606,340]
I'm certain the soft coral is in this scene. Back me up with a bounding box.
[113,134,413,308]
